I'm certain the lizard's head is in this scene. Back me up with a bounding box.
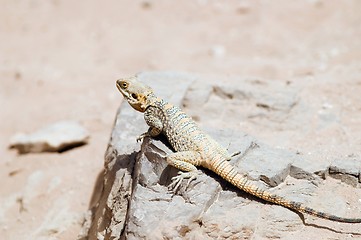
[116,76,153,112]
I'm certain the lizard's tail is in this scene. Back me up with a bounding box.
[211,160,361,223]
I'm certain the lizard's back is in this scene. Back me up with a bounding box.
[151,98,230,166]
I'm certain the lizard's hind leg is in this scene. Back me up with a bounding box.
[166,151,202,191]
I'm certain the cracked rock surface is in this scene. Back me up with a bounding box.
[81,72,361,240]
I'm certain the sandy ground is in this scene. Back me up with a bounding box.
[1,1,360,239]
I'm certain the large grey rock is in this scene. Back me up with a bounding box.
[9,120,89,153]
[80,72,361,240]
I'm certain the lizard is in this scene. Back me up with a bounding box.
[116,75,361,223]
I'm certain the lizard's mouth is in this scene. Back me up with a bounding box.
[115,78,150,113]
[116,82,130,100]
[116,81,144,111]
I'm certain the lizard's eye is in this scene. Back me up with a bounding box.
[121,81,128,89]
[131,93,138,99]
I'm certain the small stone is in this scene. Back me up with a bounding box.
[9,121,89,154]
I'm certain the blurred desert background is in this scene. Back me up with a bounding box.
[1,1,361,239]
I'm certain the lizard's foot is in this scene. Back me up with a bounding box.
[228,142,260,160]
[136,132,149,142]
[224,150,241,161]
[169,171,198,192]
[230,151,241,158]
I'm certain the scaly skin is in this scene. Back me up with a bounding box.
[116,76,361,223]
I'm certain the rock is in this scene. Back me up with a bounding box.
[81,72,361,239]
[329,157,361,187]
[9,121,89,154]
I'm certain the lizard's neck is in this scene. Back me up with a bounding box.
[147,93,169,109]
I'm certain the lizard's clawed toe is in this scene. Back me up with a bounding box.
[168,171,198,192]
[136,133,149,142]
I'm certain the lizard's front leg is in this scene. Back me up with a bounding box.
[137,126,162,142]
[137,107,163,142]
[166,151,202,192]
